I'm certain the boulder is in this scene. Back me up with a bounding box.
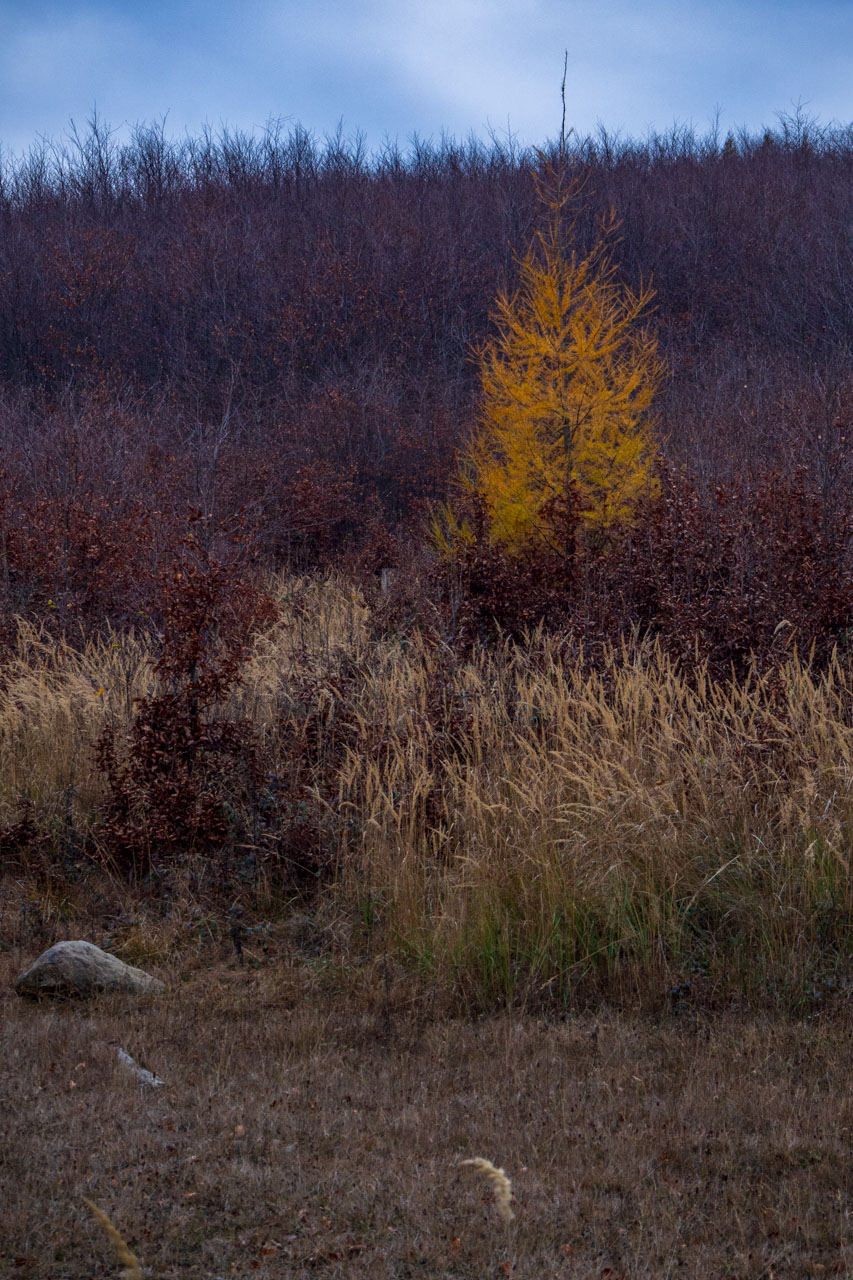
[14,940,165,999]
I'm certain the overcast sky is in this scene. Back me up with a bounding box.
[1,0,851,160]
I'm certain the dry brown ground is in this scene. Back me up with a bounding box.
[3,938,853,1280]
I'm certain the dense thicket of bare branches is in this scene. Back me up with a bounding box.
[1,112,853,657]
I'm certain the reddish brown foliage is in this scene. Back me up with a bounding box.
[94,516,277,884]
[432,464,853,674]
[2,115,853,560]
[635,465,853,671]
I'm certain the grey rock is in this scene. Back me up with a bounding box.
[14,940,165,999]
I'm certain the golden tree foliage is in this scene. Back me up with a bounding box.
[449,169,662,555]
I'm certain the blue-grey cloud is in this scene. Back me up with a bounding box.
[0,0,851,159]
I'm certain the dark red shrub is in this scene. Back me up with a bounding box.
[94,513,278,885]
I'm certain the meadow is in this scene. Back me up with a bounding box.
[4,116,853,1275]
[3,576,853,1274]
[5,965,853,1278]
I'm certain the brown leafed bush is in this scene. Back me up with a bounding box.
[94,514,278,885]
[431,462,853,675]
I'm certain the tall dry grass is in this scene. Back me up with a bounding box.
[337,628,853,1004]
[4,575,853,1006]
[0,621,153,835]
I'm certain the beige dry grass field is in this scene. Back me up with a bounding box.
[5,576,853,1275]
[4,942,850,1280]
[3,942,853,1279]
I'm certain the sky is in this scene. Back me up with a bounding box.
[1,0,852,160]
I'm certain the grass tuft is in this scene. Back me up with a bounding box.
[83,1198,143,1279]
[460,1157,515,1223]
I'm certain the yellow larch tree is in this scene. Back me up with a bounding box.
[449,163,662,557]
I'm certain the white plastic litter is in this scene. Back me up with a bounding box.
[116,1046,166,1088]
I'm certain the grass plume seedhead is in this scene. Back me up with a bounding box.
[460,1156,515,1223]
[83,1198,143,1279]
